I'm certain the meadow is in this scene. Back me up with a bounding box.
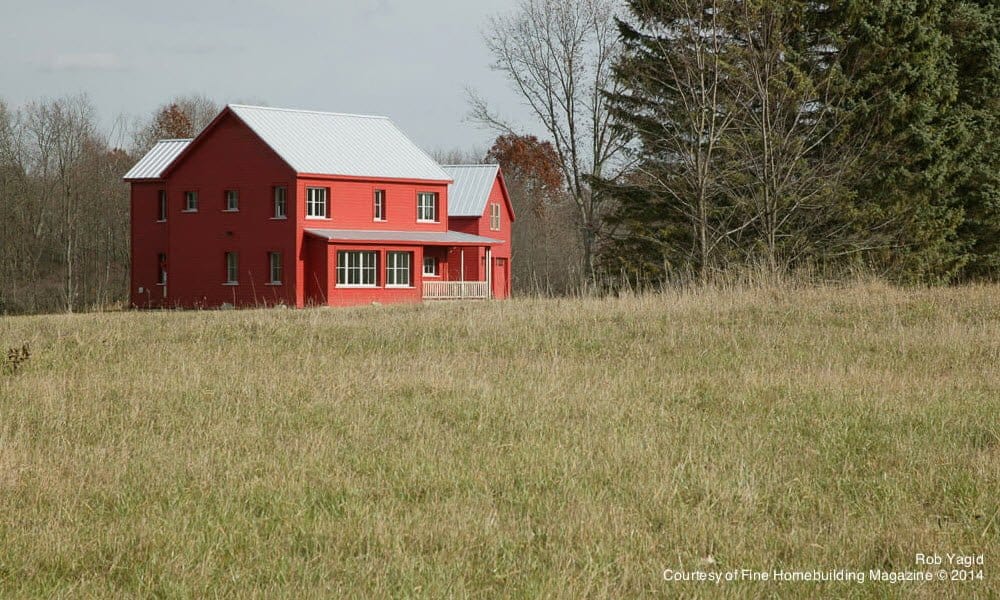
[0,283,997,598]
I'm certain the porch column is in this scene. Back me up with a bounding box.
[485,246,492,299]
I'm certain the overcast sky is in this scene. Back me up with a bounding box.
[0,0,539,153]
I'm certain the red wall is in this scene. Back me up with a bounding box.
[130,181,169,308]
[158,112,298,308]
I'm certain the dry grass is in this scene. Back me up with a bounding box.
[0,283,997,598]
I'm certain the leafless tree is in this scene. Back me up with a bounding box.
[470,0,631,282]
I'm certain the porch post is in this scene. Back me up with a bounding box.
[485,246,492,299]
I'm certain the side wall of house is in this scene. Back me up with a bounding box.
[165,113,298,308]
[130,181,169,308]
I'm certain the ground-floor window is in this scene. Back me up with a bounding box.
[225,252,238,284]
[337,251,377,286]
[157,253,167,284]
[423,255,437,276]
[269,252,283,284]
[386,251,412,287]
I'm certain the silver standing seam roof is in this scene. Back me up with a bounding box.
[304,229,502,245]
[228,105,452,181]
[123,139,192,180]
[442,164,500,217]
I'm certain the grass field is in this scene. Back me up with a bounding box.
[0,284,997,598]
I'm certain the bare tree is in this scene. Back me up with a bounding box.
[470,0,631,282]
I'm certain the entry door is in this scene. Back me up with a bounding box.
[494,258,508,298]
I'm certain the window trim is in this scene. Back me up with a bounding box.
[223,189,239,212]
[422,255,439,277]
[305,186,329,220]
[157,190,167,222]
[224,252,239,285]
[272,185,287,220]
[267,251,283,285]
[182,190,199,213]
[373,189,386,221]
[416,192,438,222]
[386,251,412,287]
[335,250,378,288]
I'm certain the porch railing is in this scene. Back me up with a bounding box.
[423,280,489,300]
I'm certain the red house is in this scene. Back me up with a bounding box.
[124,104,514,309]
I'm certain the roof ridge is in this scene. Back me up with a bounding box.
[228,104,390,120]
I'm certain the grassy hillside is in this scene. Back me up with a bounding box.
[1,284,997,598]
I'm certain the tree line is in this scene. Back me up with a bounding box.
[0,95,217,314]
[476,0,1000,286]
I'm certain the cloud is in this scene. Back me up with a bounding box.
[44,52,124,71]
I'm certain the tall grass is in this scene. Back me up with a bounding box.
[0,284,997,597]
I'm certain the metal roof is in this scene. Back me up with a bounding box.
[442,164,500,217]
[228,104,451,181]
[123,139,192,180]
[304,228,502,245]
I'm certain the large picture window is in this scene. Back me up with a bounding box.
[417,192,437,222]
[386,252,411,287]
[306,187,328,219]
[336,251,377,286]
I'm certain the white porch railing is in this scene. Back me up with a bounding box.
[423,280,489,300]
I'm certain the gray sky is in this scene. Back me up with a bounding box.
[0,0,537,153]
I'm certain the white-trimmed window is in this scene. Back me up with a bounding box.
[423,255,438,277]
[490,203,501,231]
[224,252,238,284]
[306,187,328,219]
[336,251,377,286]
[374,189,386,221]
[183,191,198,212]
[224,189,239,211]
[386,252,411,287]
[273,186,287,218]
[417,192,437,222]
[157,253,167,285]
[157,190,167,221]
[268,252,283,284]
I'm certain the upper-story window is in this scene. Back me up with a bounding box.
[224,189,239,212]
[306,187,328,219]
[417,192,438,222]
[183,191,198,212]
[374,189,386,221]
[273,186,287,219]
[157,190,167,221]
[490,203,501,231]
